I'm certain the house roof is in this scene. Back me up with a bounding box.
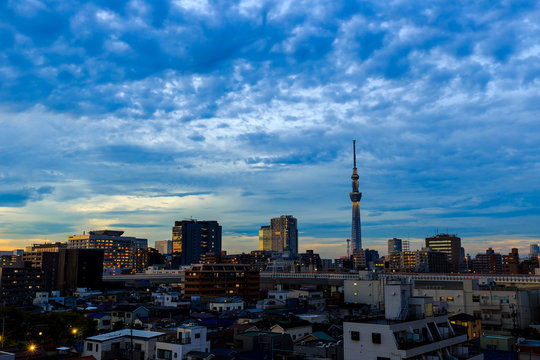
[239,331,283,337]
[272,319,312,330]
[87,312,109,319]
[86,329,165,342]
[114,304,147,312]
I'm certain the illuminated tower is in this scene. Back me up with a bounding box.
[350,140,362,250]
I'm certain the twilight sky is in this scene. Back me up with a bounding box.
[1,0,540,259]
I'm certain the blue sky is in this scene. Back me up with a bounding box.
[1,0,540,258]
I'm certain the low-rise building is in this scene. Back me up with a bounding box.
[155,325,210,360]
[83,329,168,360]
[271,319,313,342]
[208,298,244,313]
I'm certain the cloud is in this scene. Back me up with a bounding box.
[0,0,539,257]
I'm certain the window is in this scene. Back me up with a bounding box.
[351,331,360,341]
[447,297,454,302]
[472,295,480,302]
[87,343,93,351]
[372,333,381,344]
[195,333,201,339]
[134,343,142,351]
[440,297,446,301]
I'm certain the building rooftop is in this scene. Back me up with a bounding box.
[86,329,165,342]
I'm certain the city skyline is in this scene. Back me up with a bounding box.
[1,1,540,259]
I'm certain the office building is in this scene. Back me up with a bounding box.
[183,263,260,301]
[387,248,450,273]
[349,140,362,251]
[472,248,503,274]
[171,219,222,266]
[425,233,462,272]
[530,244,540,258]
[258,225,272,251]
[154,240,172,255]
[0,266,44,305]
[270,215,298,254]
[299,250,322,271]
[22,251,59,292]
[68,230,147,272]
[24,242,66,253]
[503,248,520,274]
[57,248,104,293]
[387,238,402,254]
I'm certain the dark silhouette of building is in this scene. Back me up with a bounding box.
[425,233,462,272]
[0,266,44,305]
[503,248,521,274]
[23,251,59,292]
[57,248,104,293]
[350,140,362,251]
[472,248,503,274]
[300,250,322,271]
[387,238,402,254]
[183,264,260,301]
[172,219,222,266]
[134,247,165,272]
[270,215,298,254]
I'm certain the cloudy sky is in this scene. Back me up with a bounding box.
[1,0,540,258]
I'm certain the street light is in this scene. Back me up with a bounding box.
[72,328,78,335]
[29,344,36,352]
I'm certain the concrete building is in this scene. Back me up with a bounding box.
[413,278,540,334]
[83,329,168,360]
[472,248,503,274]
[154,240,172,255]
[426,233,462,273]
[271,319,313,342]
[209,297,244,313]
[155,325,210,360]
[530,244,540,258]
[258,226,272,251]
[344,279,385,308]
[172,220,222,266]
[0,266,44,305]
[183,264,260,301]
[270,215,298,254]
[388,238,403,254]
[57,248,104,293]
[343,281,483,360]
[68,230,147,273]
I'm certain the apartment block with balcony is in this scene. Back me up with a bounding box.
[155,325,210,360]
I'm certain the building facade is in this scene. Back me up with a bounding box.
[425,233,462,272]
[57,248,104,293]
[154,240,172,255]
[258,225,272,251]
[388,238,403,254]
[68,230,147,272]
[172,220,222,266]
[270,215,298,254]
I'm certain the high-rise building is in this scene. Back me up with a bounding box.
[472,248,503,274]
[171,219,222,266]
[387,238,403,254]
[259,226,272,251]
[57,248,104,293]
[0,266,44,305]
[530,244,540,258]
[350,140,362,250]
[270,215,298,254]
[154,240,172,255]
[425,233,462,272]
[68,230,147,272]
[503,248,520,274]
[23,242,67,292]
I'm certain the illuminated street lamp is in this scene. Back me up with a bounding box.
[71,328,78,335]
[28,344,36,352]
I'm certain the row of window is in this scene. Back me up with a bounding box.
[350,331,381,344]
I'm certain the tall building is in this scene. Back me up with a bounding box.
[349,140,362,250]
[154,240,172,255]
[258,226,272,251]
[57,248,104,293]
[387,238,402,254]
[425,233,462,272]
[171,219,222,266]
[530,244,540,258]
[503,248,520,274]
[270,215,298,254]
[68,230,147,272]
[23,242,67,291]
[0,266,44,305]
[472,248,503,274]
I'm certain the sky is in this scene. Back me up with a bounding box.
[1,0,540,259]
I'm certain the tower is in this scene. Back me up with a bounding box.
[350,140,362,250]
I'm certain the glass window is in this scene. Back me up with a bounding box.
[87,343,93,351]
[351,331,360,341]
[372,333,381,344]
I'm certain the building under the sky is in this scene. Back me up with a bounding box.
[171,219,222,266]
[350,140,362,251]
[259,225,272,251]
[270,215,298,254]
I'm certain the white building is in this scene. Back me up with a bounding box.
[209,298,244,313]
[155,325,211,360]
[83,329,168,360]
[271,320,313,342]
[343,281,483,360]
[344,279,384,308]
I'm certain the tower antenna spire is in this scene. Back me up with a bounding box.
[353,140,357,168]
